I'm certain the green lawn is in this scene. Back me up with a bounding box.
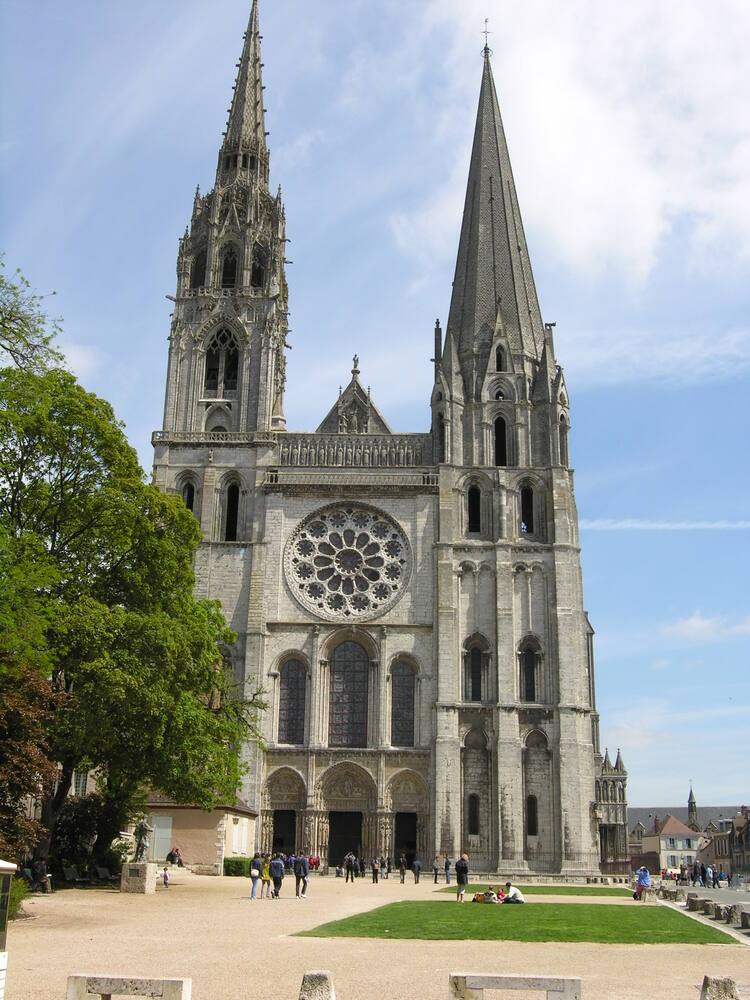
[298,900,735,945]
[437,883,631,897]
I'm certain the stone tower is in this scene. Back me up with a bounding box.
[153,7,628,877]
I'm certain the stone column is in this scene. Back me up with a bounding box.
[308,627,321,745]
[378,628,388,747]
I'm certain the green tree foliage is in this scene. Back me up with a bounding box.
[0,366,263,861]
[0,256,62,372]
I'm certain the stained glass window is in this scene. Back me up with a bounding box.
[278,659,306,744]
[391,661,415,747]
[328,641,368,747]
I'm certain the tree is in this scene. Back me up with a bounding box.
[0,367,263,861]
[0,256,62,372]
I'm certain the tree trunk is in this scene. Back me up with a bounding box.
[35,761,74,859]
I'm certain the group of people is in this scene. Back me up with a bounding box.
[681,862,726,887]
[247,850,311,899]
[339,853,391,881]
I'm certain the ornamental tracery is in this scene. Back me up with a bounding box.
[284,503,412,621]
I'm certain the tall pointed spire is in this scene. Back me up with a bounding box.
[447,45,544,367]
[223,1,267,156]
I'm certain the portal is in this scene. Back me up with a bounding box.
[272,809,296,853]
[394,811,417,867]
[328,810,362,867]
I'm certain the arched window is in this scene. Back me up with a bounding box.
[495,389,504,400]
[204,329,239,397]
[250,245,268,288]
[526,795,538,836]
[495,345,505,372]
[278,659,306,744]
[182,482,195,512]
[467,485,481,533]
[520,485,534,534]
[391,661,415,747]
[521,648,536,702]
[559,416,569,466]
[468,794,480,835]
[191,249,207,289]
[328,641,368,748]
[225,482,239,541]
[494,416,507,466]
[221,249,237,288]
[469,647,482,702]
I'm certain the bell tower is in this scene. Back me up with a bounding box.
[161,0,289,437]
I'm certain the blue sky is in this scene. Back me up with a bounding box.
[1,1,748,807]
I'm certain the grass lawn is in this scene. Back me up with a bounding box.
[437,883,631,897]
[298,901,736,945]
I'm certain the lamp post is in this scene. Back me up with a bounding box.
[0,859,18,1000]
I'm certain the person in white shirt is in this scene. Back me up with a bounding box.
[502,881,525,903]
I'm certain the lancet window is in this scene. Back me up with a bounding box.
[221,248,237,288]
[391,661,415,748]
[278,659,306,745]
[225,482,239,542]
[494,416,508,466]
[328,640,369,748]
[191,249,207,289]
[204,329,239,396]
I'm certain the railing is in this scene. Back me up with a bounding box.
[264,469,439,490]
[278,432,433,468]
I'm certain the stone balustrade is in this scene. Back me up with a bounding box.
[278,433,433,469]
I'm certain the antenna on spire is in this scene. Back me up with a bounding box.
[482,18,492,57]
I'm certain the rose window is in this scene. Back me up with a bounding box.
[284,503,412,621]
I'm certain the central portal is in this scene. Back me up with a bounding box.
[328,811,362,867]
[394,811,417,866]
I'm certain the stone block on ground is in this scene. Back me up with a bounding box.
[703,900,717,916]
[299,971,335,1000]
[119,863,158,894]
[726,905,742,926]
[741,910,750,930]
[688,896,708,912]
[699,976,740,1000]
[67,975,191,999]
[714,904,730,921]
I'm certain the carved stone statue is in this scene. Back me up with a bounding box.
[134,816,154,863]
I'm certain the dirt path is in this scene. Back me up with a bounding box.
[7,873,750,999]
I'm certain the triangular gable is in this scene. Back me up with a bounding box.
[316,357,392,435]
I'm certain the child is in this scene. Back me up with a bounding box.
[163,866,170,888]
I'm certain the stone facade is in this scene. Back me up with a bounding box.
[152,3,628,876]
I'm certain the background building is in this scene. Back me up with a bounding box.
[152,2,628,877]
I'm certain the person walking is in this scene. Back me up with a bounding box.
[345,852,355,883]
[386,857,392,879]
[261,853,272,899]
[294,851,309,898]
[399,854,407,884]
[412,857,422,883]
[444,855,451,885]
[269,852,285,899]
[250,851,262,900]
[371,857,379,883]
[380,855,387,879]
[455,853,469,902]
[432,855,440,884]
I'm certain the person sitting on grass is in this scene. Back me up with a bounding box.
[502,881,525,903]
[633,866,651,900]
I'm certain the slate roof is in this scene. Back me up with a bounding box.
[628,805,742,835]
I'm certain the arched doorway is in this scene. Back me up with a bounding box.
[261,767,306,854]
[387,770,429,867]
[316,763,377,869]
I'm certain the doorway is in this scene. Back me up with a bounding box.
[328,811,362,867]
[149,815,173,861]
[394,812,417,867]
[272,810,296,853]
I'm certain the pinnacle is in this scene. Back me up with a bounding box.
[223,0,267,154]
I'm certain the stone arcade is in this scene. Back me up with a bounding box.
[152,2,629,877]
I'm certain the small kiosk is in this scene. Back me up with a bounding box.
[0,859,18,1000]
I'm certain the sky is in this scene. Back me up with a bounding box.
[1,0,748,808]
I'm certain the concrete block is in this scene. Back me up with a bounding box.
[688,896,708,911]
[67,975,191,999]
[699,976,740,1000]
[298,971,335,1000]
[119,863,158,894]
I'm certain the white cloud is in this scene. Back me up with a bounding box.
[275,130,325,172]
[580,518,750,530]
[662,610,750,642]
[60,341,102,381]
[387,0,750,284]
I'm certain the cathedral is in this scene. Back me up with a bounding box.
[153,2,629,877]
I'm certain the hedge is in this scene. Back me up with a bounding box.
[223,857,251,877]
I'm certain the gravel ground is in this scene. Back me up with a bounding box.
[7,872,750,999]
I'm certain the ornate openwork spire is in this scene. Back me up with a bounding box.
[446,45,544,366]
[223,0,267,155]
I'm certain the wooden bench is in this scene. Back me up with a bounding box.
[66,976,191,999]
[450,973,581,1000]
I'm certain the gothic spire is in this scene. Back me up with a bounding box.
[223,1,267,156]
[447,45,544,366]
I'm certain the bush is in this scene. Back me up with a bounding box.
[223,857,250,877]
[9,875,30,918]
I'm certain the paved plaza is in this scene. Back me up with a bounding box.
[7,873,750,1000]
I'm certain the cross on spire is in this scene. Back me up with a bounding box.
[482,18,492,55]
